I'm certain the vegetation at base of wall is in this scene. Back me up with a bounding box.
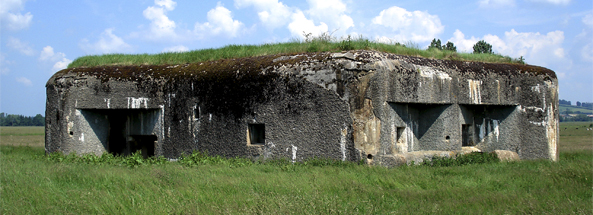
[67,34,525,68]
[44,150,366,169]
[1,124,591,214]
[421,152,499,167]
[44,149,501,169]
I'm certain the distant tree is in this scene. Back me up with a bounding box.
[429,38,442,50]
[576,101,582,107]
[573,114,592,122]
[582,102,593,109]
[442,41,457,52]
[559,99,571,106]
[33,114,44,126]
[473,40,493,54]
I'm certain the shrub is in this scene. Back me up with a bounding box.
[339,35,355,51]
[422,152,499,167]
[473,40,493,54]
[442,41,457,52]
[428,38,442,50]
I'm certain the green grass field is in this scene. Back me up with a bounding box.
[67,38,525,68]
[559,104,593,115]
[1,124,591,214]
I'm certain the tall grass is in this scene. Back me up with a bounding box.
[1,145,591,214]
[1,125,590,214]
[68,35,525,68]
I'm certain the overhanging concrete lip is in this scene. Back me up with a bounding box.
[48,50,556,85]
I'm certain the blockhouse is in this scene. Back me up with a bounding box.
[45,50,559,165]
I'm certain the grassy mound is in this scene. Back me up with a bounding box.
[68,36,525,68]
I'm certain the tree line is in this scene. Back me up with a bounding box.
[560,99,592,109]
[560,114,592,122]
[0,113,45,126]
[427,38,525,64]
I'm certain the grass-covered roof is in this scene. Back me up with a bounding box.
[68,37,526,68]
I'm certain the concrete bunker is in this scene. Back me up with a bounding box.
[46,50,559,165]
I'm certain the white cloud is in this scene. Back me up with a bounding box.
[40,46,63,62]
[155,0,176,10]
[526,0,571,5]
[6,37,35,56]
[163,45,189,53]
[287,10,328,39]
[305,0,354,35]
[236,0,353,38]
[0,53,12,75]
[39,46,72,72]
[0,0,33,31]
[143,0,177,40]
[52,58,72,72]
[371,6,444,43]
[478,0,515,8]
[16,77,32,86]
[478,0,570,8]
[80,28,132,54]
[448,29,567,67]
[194,3,245,38]
[583,13,593,28]
[234,0,292,29]
[449,30,480,52]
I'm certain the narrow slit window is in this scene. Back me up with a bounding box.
[248,124,265,145]
[193,106,200,120]
[462,124,473,146]
[396,127,405,142]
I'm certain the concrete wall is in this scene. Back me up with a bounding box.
[46,50,559,164]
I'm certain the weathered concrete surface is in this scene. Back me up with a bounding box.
[492,150,520,162]
[46,50,559,165]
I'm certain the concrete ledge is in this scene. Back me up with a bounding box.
[491,150,520,162]
[375,148,519,167]
[404,151,456,165]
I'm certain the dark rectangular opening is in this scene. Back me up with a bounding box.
[462,124,473,146]
[108,111,127,155]
[248,124,265,145]
[80,109,161,157]
[129,135,157,158]
[395,126,406,153]
[396,126,405,143]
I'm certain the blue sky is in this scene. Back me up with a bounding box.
[1,0,592,116]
